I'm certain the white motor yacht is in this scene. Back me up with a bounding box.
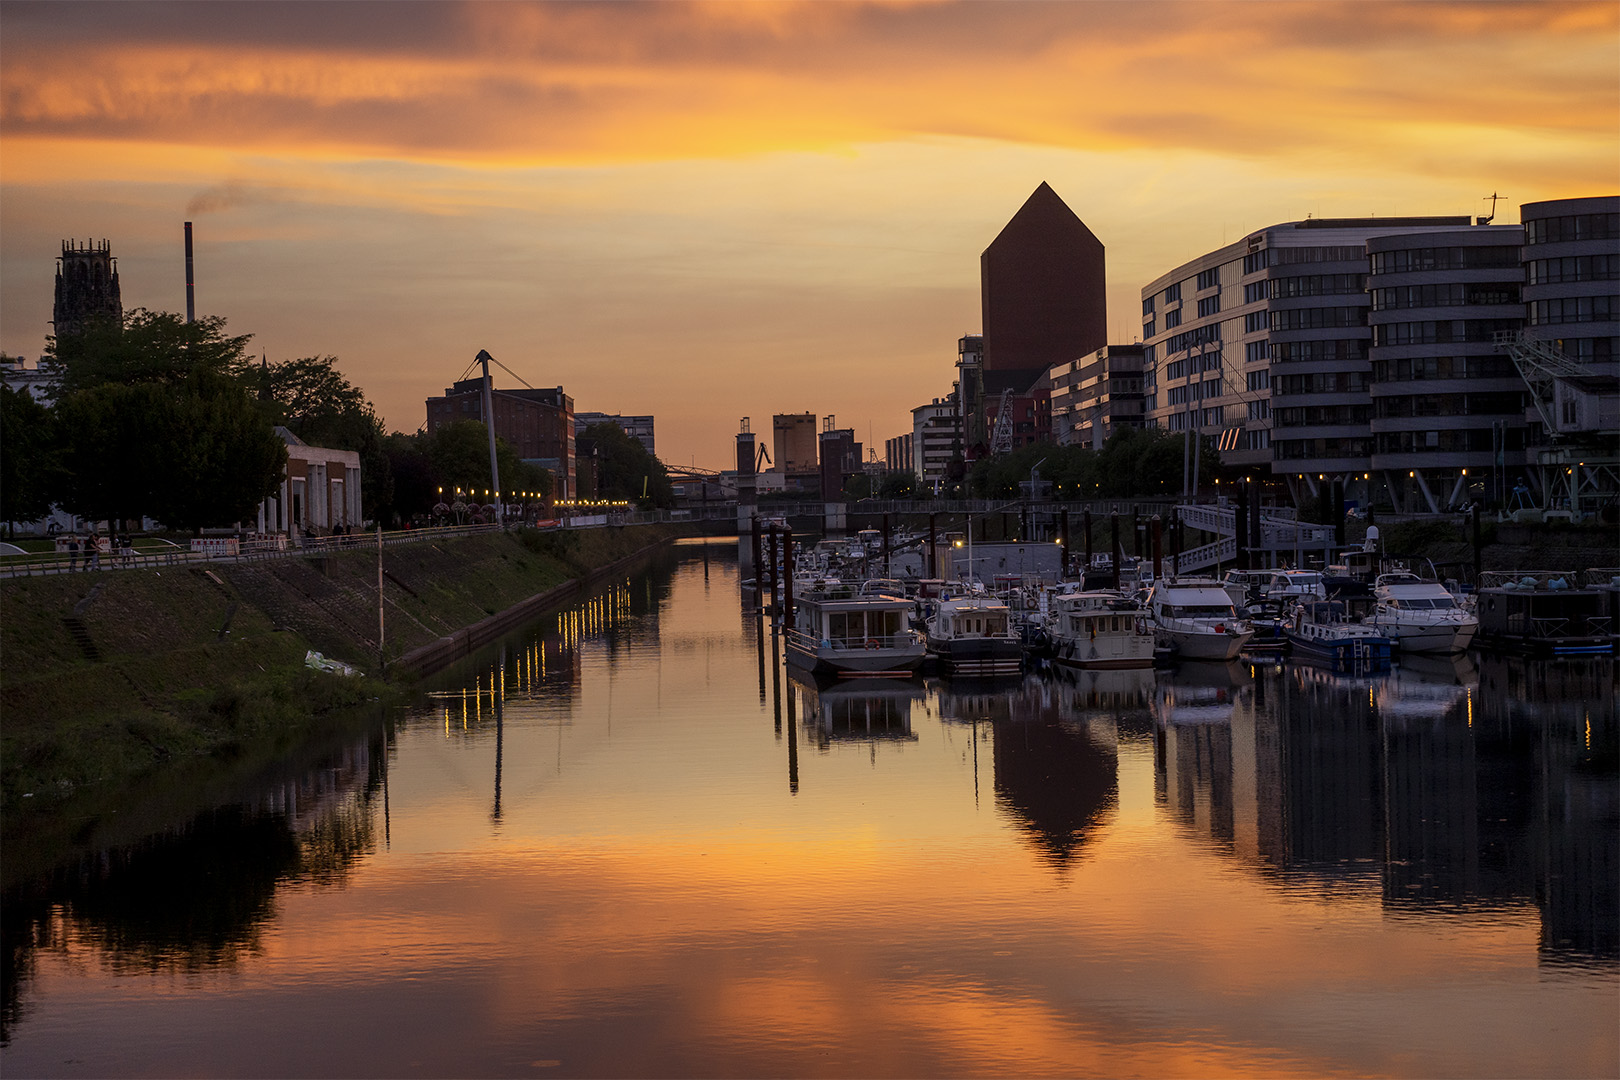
[786,582,926,676]
[1148,578,1253,661]
[1372,572,1479,653]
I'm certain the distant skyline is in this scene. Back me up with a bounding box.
[2,1,1615,470]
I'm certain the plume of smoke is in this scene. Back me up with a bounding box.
[186,180,257,216]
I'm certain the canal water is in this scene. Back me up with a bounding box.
[4,538,1616,1077]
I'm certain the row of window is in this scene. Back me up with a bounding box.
[1273,405,1372,428]
[1373,391,1524,418]
[1163,309,1181,330]
[1371,318,1521,347]
[1164,407,1225,430]
[1274,437,1372,460]
[1270,306,1366,332]
[1245,370,1270,392]
[1271,339,1368,363]
[1370,283,1520,310]
[1246,400,1270,420]
[1197,295,1221,317]
[1246,341,1269,363]
[1268,245,1366,267]
[1163,324,1221,354]
[1524,212,1619,245]
[1543,336,1618,361]
[1196,267,1221,290]
[1269,273,1366,299]
[1368,246,1521,274]
[1369,355,1518,382]
[1528,295,1617,325]
[1374,429,1501,454]
[1165,379,1225,406]
[1273,371,1367,395]
[1165,352,1224,381]
[1526,254,1620,284]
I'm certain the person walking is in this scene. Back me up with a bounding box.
[86,533,101,571]
[66,534,79,572]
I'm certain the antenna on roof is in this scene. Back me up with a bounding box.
[1478,192,1502,226]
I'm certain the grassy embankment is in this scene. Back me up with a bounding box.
[0,524,685,810]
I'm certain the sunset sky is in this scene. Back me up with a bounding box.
[2,1,1616,470]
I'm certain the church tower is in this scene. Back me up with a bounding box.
[53,239,123,337]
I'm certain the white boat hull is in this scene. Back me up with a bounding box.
[1157,626,1251,661]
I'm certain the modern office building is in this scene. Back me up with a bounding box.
[425,379,575,498]
[1514,196,1619,517]
[912,396,960,493]
[772,412,819,489]
[1366,226,1528,513]
[52,239,123,338]
[1050,345,1146,449]
[574,412,655,457]
[1142,216,1483,506]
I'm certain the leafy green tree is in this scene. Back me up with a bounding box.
[578,422,673,508]
[0,384,63,535]
[147,371,288,534]
[53,381,172,526]
[426,420,550,504]
[47,309,254,393]
[878,470,916,499]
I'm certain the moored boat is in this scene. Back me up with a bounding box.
[1371,571,1479,653]
[926,594,1024,677]
[1047,591,1155,669]
[1148,578,1253,661]
[785,582,926,676]
[1285,600,1392,671]
[1473,571,1616,656]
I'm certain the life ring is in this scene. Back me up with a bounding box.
[865,638,880,650]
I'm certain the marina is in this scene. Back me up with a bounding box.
[4,539,1614,1077]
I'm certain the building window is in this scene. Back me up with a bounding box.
[1245,312,1268,333]
[1143,319,1155,338]
[1164,309,1182,330]
[1524,212,1620,245]
[1243,251,1270,274]
[1368,245,1521,273]
[1245,341,1269,363]
[1269,306,1366,332]
[1245,369,1270,392]
[1529,295,1618,325]
[1243,282,1267,304]
[1196,268,1220,290]
[1165,282,1182,303]
[1197,295,1221,318]
[1143,297,1156,315]
[1527,254,1620,284]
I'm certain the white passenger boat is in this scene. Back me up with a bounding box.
[1148,578,1253,661]
[1047,591,1155,669]
[785,582,926,676]
[926,594,1024,677]
[1371,572,1479,653]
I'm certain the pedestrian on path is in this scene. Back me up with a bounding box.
[66,535,79,572]
[87,534,101,571]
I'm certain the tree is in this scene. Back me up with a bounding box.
[0,384,62,535]
[578,422,673,508]
[53,382,173,526]
[147,371,288,534]
[47,308,253,393]
[425,420,550,504]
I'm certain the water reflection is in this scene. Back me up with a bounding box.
[1151,654,1618,966]
[2,539,1614,1076]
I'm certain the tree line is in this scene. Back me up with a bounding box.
[0,308,631,535]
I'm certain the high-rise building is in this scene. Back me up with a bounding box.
[884,433,913,475]
[817,418,860,501]
[912,396,960,493]
[773,412,819,488]
[53,239,122,338]
[981,183,1108,381]
[425,380,575,498]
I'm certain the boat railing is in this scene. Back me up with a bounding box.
[787,627,923,652]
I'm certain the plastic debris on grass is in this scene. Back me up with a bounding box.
[304,650,359,677]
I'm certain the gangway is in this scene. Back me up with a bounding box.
[1170,503,1335,573]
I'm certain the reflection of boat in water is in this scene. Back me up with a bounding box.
[1377,655,1478,724]
[1151,661,1250,726]
[789,669,923,743]
[1049,664,1155,720]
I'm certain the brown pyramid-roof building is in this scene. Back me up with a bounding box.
[980,182,1107,382]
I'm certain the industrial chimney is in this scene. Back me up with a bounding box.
[184,221,195,323]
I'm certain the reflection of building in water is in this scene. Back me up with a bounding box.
[967,675,1118,867]
[790,672,922,750]
[1153,654,1617,965]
